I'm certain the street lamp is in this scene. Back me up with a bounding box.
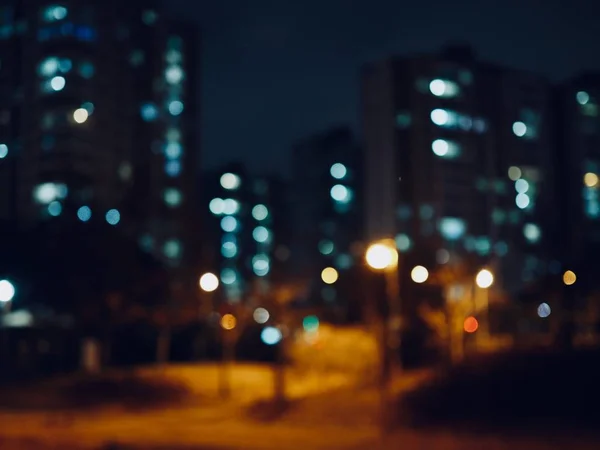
[364,238,400,434]
[410,266,429,284]
[199,272,235,399]
[0,279,15,305]
[365,242,398,271]
[0,279,15,361]
[199,272,219,293]
[475,269,494,348]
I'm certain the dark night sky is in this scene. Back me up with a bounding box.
[167,0,600,176]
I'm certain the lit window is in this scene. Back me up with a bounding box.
[72,108,88,124]
[330,184,352,203]
[163,188,182,207]
[165,160,181,177]
[39,57,59,76]
[79,61,94,78]
[431,139,460,158]
[576,91,590,105]
[130,50,144,66]
[164,142,182,159]
[105,209,120,225]
[223,199,240,215]
[49,76,65,91]
[163,239,181,259]
[515,179,529,194]
[515,193,530,209]
[335,254,353,270]
[221,216,238,232]
[221,241,237,258]
[209,198,225,215]
[252,254,270,276]
[42,6,67,22]
[141,103,158,121]
[81,102,94,114]
[166,49,182,64]
[439,217,466,241]
[429,79,460,98]
[220,269,237,285]
[220,173,241,190]
[0,144,7,158]
[252,226,271,243]
[512,121,527,137]
[330,163,347,179]
[523,223,541,243]
[77,206,92,222]
[508,166,522,181]
[142,10,158,25]
[430,109,458,127]
[395,233,411,251]
[33,182,67,204]
[165,66,184,84]
[584,172,599,188]
[168,100,184,116]
[318,240,334,255]
[396,112,411,128]
[48,201,62,217]
[252,204,268,221]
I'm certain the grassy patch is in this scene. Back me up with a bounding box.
[398,348,600,435]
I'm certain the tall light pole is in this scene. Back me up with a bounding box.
[0,279,16,362]
[365,239,399,433]
[199,272,233,398]
[475,268,494,350]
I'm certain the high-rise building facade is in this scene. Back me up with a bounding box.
[201,163,292,304]
[362,46,557,295]
[289,127,364,319]
[556,74,600,270]
[0,1,199,272]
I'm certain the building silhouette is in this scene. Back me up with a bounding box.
[0,0,200,276]
[201,163,292,304]
[361,45,558,296]
[289,127,364,320]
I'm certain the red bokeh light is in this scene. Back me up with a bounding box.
[464,316,479,333]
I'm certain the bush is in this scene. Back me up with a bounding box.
[60,373,190,409]
[399,348,600,433]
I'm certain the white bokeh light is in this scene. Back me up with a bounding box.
[220,173,241,190]
[330,163,347,179]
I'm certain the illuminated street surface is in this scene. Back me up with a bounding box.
[0,365,598,449]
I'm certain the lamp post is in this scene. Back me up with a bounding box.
[365,239,400,433]
[199,272,233,398]
[475,269,494,350]
[0,279,15,362]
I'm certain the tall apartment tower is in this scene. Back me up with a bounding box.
[0,1,200,273]
[289,127,364,317]
[556,74,600,267]
[362,45,557,295]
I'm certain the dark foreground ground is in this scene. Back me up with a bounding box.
[399,347,600,436]
[1,350,600,449]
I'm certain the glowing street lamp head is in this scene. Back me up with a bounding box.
[199,272,219,292]
[475,269,494,289]
[410,265,429,284]
[0,279,15,303]
[563,270,576,286]
[321,267,339,284]
[365,241,398,270]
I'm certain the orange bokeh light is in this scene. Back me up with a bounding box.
[464,316,479,333]
[220,313,237,330]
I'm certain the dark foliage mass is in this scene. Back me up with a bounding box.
[60,373,190,410]
[0,220,168,329]
[399,349,600,434]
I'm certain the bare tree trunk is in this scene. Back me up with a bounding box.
[156,326,171,365]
